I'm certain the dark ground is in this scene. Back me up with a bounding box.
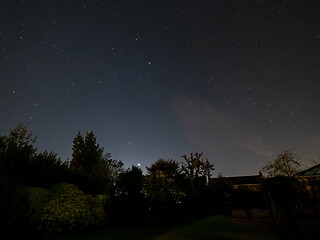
[20,216,277,240]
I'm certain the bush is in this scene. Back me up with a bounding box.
[40,183,106,232]
[0,181,30,232]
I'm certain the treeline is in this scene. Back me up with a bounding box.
[0,124,230,233]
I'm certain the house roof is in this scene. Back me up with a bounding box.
[296,164,320,176]
[210,175,262,185]
[224,175,262,185]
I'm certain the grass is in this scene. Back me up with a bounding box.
[31,222,177,240]
[153,216,276,240]
[27,216,276,240]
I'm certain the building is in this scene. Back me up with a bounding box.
[295,163,320,177]
[210,175,263,192]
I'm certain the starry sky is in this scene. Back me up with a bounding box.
[1,0,320,176]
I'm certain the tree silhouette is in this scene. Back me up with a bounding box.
[116,166,144,196]
[202,158,215,184]
[145,159,183,215]
[70,131,85,174]
[0,123,37,184]
[261,150,301,177]
[104,155,124,195]
[30,150,70,187]
[70,131,107,194]
[181,152,205,195]
[115,166,145,219]
[71,131,103,177]
[0,123,37,230]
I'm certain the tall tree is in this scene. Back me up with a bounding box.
[104,154,124,187]
[181,152,205,195]
[261,150,301,177]
[145,159,184,215]
[70,131,103,177]
[0,123,37,184]
[95,153,124,196]
[70,131,85,174]
[0,124,37,230]
[70,131,106,194]
[202,158,215,184]
[83,131,104,175]
[146,158,180,178]
[116,166,144,196]
[1,124,70,187]
[115,166,145,218]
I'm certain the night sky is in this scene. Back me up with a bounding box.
[1,0,320,176]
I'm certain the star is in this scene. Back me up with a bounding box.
[1,0,319,177]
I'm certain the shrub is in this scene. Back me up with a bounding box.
[0,181,30,232]
[40,183,105,232]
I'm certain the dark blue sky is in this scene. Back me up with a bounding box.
[1,0,320,176]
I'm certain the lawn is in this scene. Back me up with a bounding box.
[30,216,276,240]
[32,222,177,240]
[153,216,276,240]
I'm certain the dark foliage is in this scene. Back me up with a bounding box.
[0,180,30,233]
[40,183,106,232]
[0,123,37,184]
[29,151,71,187]
[263,176,320,238]
[0,124,71,233]
[71,131,103,176]
[70,131,112,195]
[8,124,317,236]
[264,177,311,221]
[0,124,71,188]
[113,166,147,221]
[116,166,144,196]
[145,159,185,217]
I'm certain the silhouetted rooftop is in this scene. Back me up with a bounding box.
[296,164,320,176]
[210,175,262,185]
